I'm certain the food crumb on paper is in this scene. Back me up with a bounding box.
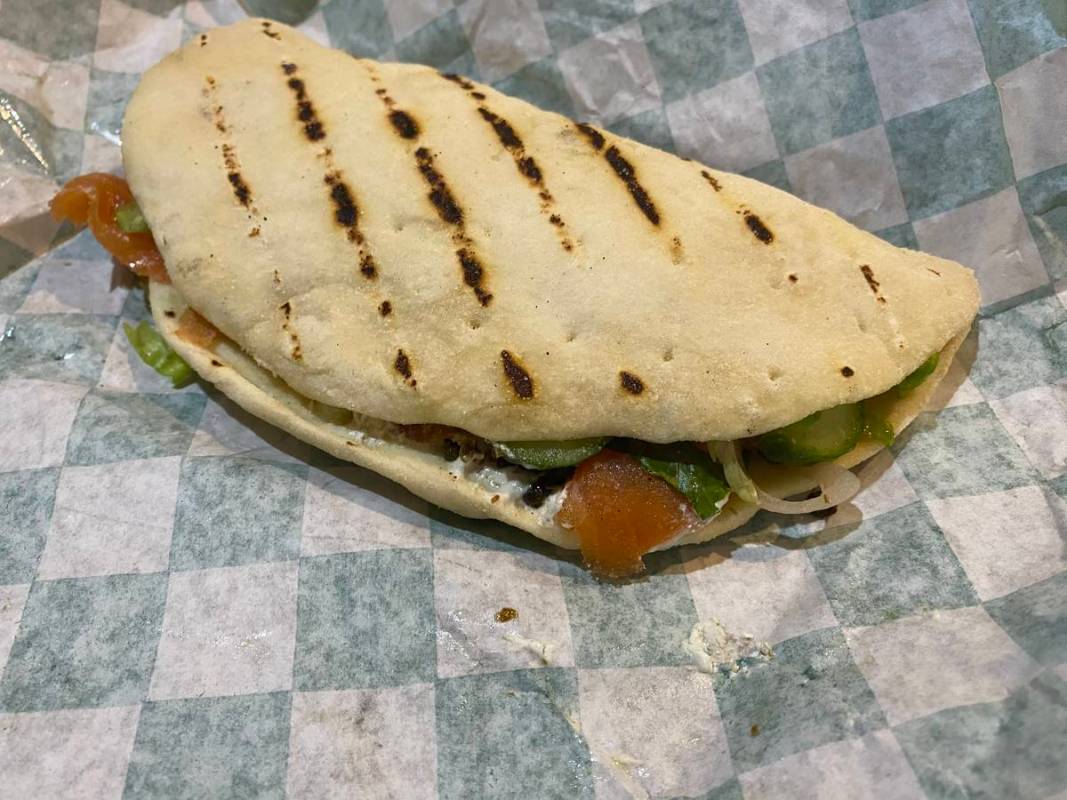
[502,631,556,665]
[494,606,518,623]
[684,619,774,676]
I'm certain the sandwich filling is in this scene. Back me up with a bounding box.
[53,173,945,578]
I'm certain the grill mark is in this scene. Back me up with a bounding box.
[478,107,522,149]
[282,63,378,284]
[927,267,942,277]
[415,147,464,225]
[227,169,252,207]
[280,301,302,360]
[283,71,326,141]
[394,349,416,387]
[841,366,854,377]
[440,72,475,90]
[206,80,259,216]
[575,122,605,151]
[459,249,492,306]
[500,350,534,399]
[378,300,392,317]
[604,146,660,226]
[620,371,645,395]
[426,86,574,253]
[261,20,280,39]
[366,68,496,305]
[743,211,774,244]
[860,264,886,304]
[389,109,419,139]
[700,170,721,191]
[199,33,208,47]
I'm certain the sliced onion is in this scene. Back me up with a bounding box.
[755,462,860,515]
[710,441,860,515]
[710,441,758,504]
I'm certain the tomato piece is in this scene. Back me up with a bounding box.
[175,308,219,349]
[557,450,698,578]
[50,173,170,284]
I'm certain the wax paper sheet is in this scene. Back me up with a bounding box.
[1,0,1066,797]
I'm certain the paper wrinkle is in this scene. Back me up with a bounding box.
[557,20,662,125]
[0,39,90,131]
[996,47,1067,180]
[459,0,553,85]
[94,0,185,75]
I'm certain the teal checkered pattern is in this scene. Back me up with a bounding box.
[2,0,1066,797]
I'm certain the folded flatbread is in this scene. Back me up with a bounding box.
[119,19,979,570]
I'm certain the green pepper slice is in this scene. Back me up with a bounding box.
[757,402,864,465]
[494,437,608,470]
[123,321,194,388]
[896,352,939,396]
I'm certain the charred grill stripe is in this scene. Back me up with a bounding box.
[700,169,722,191]
[199,33,208,47]
[373,69,497,305]
[578,124,679,241]
[441,72,475,90]
[414,147,464,226]
[620,371,645,395]
[283,73,326,141]
[282,63,378,283]
[396,347,411,381]
[227,172,252,206]
[860,264,887,304]
[359,254,378,279]
[261,21,280,39]
[330,181,358,226]
[576,122,605,151]
[379,300,392,316]
[447,96,571,253]
[501,350,534,399]
[478,107,522,149]
[743,211,774,244]
[604,146,660,226]
[280,301,302,360]
[458,249,493,306]
[389,109,419,139]
[518,157,542,182]
[860,264,880,293]
[475,107,545,187]
[208,82,257,211]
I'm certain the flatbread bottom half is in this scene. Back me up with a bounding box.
[151,281,966,553]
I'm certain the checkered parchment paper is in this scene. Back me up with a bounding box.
[1,0,1066,797]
